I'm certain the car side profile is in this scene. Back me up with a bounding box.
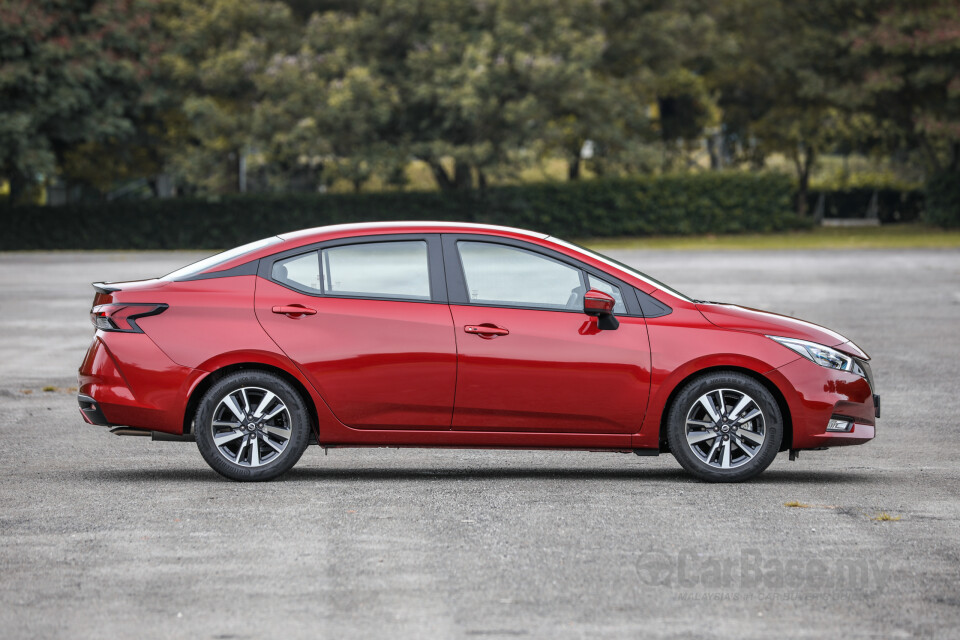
[77,222,879,482]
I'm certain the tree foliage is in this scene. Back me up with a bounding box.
[159,0,297,193]
[1,0,957,212]
[849,0,960,173]
[0,0,165,201]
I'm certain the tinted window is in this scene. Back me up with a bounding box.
[457,241,583,309]
[272,252,321,293]
[587,274,627,314]
[322,241,430,300]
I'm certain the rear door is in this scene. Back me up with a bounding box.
[443,235,652,434]
[255,235,457,429]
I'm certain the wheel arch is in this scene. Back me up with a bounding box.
[657,365,793,453]
[182,362,319,441]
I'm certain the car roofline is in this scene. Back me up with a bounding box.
[277,221,549,243]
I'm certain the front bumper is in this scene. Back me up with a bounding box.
[807,421,876,447]
[771,356,878,449]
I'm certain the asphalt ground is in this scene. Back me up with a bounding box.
[1,248,958,639]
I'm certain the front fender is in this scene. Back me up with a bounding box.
[633,308,799,449]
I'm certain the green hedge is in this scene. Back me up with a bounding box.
[1,173,806,250]
[806,188,924,223]
[924,172,960,229]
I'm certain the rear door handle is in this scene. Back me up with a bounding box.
[272,304,317,317]
[464,324,509,338]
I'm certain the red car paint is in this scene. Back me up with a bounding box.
[78,222,877,458]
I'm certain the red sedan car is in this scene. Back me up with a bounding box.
[78,222,878,482]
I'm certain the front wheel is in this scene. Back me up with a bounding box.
[666,372,783,482]
[195,371,312,481]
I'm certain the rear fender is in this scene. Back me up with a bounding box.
[186,350,344,439]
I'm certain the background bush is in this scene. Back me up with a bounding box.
[2,173,809,250]
[924,172,960,229]
[805,188,925,223]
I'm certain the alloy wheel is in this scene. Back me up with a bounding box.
[684,388,766,470]
[210,386,292,467]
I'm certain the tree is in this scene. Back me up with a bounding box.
[260,0,640,191]
[709,0,877,215]
[849,0,960,175]
[159,0,296,194]
[598,0,725,172]
[0,0,164,202]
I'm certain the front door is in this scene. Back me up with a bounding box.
[255,237,456,429]
[446,238,651,434]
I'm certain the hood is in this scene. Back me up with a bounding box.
[696,303,869,359]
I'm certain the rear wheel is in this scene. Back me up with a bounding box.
[195,371,311,481]
[666,372,782,482]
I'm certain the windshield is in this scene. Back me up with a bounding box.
[162,236,282,281]
[546,237,694,303]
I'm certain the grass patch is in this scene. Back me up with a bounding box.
[873,512,902,522]
[42,386,57,392]
[784,501,812,508]
[583,224,960,251]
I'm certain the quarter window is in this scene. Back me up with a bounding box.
[586,274,627,314]
[321,241,431,300]
[457,241,584,310]
[272,252,321,293]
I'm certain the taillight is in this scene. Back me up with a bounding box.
[90,304,168,333]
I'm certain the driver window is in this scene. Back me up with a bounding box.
[457,241,584,309]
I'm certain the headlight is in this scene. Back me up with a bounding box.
[767,335,865,377]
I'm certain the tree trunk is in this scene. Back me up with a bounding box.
[426,159,477,191]
[920,137,943,174]
[792,144,816,217]
[453,160,472,190]
[706,136,720,170]
[235,150,246,193]
[7,173,28,205]
[477,167,487,191]
[427,160,455,191]
[568,151,581,180]
[796,173,809,217]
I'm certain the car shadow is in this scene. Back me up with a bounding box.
[82,466,873,485]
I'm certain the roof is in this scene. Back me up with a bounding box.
[277,221,549,243]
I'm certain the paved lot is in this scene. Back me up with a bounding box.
[1,248,958,639]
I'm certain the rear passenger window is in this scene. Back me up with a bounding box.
[321,241,430,300]
[272,252,321,293]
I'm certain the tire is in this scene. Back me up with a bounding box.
[195,371,312,481]
[666,371,783,483]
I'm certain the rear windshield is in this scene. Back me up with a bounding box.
[162,236,282,281]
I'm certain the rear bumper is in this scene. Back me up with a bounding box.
[77,332,195,434]
[77,394,111,426]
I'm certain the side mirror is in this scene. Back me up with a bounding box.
[583,289,619,330]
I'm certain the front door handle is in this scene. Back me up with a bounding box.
[464,324,509,338]
[272,304,317,317]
